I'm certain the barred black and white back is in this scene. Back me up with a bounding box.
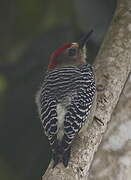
[35,64,96,167]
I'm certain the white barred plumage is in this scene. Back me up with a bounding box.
[36,64,96,167]
[35,30,96,167]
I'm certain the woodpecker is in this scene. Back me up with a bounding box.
[36,30,96,168]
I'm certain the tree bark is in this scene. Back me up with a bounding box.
[42,0,131,179]
[88,75,131,180]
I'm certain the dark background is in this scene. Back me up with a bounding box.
[0,0,116,180]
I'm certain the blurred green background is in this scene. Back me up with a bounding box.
[0,0,116,180]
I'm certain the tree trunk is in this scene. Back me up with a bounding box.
[88,75,131,180]
[42,0,131,179]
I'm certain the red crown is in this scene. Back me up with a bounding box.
[48,42,72,70]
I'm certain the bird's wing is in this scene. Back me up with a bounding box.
[35,74,58,148]
[40,96,57,134]
[63,64,96,150]
[38,67,82,149]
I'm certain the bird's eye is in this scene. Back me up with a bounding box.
[68,48,77,56]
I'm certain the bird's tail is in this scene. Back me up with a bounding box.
[51,135,71,168]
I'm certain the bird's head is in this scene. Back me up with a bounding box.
[48,30,93,70]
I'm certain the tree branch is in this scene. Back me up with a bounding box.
[42,0,131,179]
[88,75,131,180]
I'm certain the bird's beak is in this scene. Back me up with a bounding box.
[78,29,93,49]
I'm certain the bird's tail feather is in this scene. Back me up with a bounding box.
[51,135,71,168]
